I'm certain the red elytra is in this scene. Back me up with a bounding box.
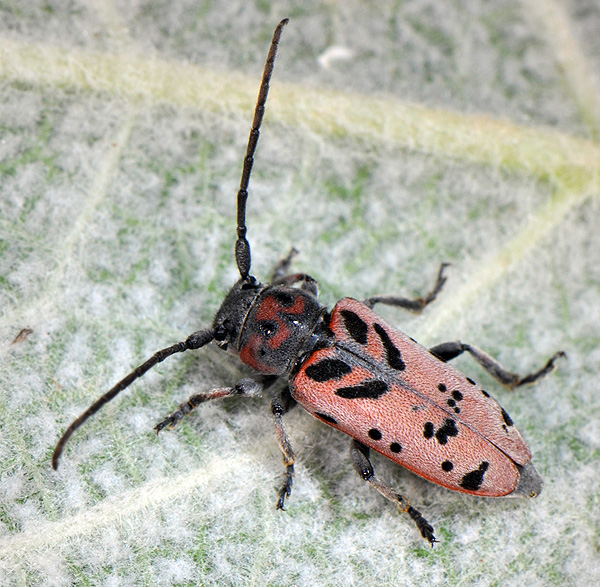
[293,298,532,497]
[52,20,564,546]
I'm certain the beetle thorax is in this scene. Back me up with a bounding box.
[236,285,324,376]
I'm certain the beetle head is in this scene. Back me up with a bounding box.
[212,277,266,352]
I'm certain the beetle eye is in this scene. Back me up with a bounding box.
[214,324,228,341]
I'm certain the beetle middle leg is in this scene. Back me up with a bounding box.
[350,439,437,545]
[363,263,449,311]
[154,377,265,433]
[428,342,566,387]
[271,386,297,510]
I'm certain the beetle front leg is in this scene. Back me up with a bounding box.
[271,386,297,510]
[154,377,264,433]
[270,248,319,296]
[270,247,299,282]
[350,439,437,546]
[363,263,448,311]
[429,342,566,387]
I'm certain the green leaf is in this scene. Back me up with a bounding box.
[1,2,599,585]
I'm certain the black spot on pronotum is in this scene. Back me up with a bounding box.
[390,442,402,453]
[368,428,382,441]
[272,291,295,307]
[335,380,389,400]
[436,419,459,445]
[259,320,278,337]
[315,412,337,425]
[340,310,368,345]
[424,422,434,439]
[373,323,405,371]
[501,408,514,427]
[459,462,489,491]
[441,460,454,472]
[437,383,447,392]
[305,359,352,382]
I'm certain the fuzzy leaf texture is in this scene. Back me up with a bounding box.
[0,1,599,586]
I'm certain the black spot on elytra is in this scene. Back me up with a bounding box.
[501,408,514,427]
[460,461,489,491]
[447,399,462,413]
[452,390,463,401]
[466,377,476,385]
[315,412,337,425]
[335,380,389,399]
[390,442,402,453]
[305,359,352,382]
[340,310,368,345]
[424,419,459,444]
[272,291,295,307]
[481,389,490,398]
[424,422,434,439]
[438,383,447,392]
[441,460,454,472]
[368,428,382,441]
[435,419,459,445]
[373,323,405,371]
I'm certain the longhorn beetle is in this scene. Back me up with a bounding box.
[53,19,565,545]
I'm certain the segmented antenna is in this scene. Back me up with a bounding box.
[235,18,289,279]
[52,20,290,470]
[52,329,214,469]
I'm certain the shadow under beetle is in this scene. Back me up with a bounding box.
[53,19,565,545]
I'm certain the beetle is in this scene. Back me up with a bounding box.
[52,19,565,545]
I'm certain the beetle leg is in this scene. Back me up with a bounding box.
[429,342,566,388]
[363,263,449,311]
[274,273,319,296]
[269,248,319,296]
[350,439,437,546]
[154,377,264,433]
[271,386,297,510]
[270,247,299,282]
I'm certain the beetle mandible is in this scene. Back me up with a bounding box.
[52,19,565,545]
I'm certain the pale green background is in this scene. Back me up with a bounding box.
[1,1,599,585]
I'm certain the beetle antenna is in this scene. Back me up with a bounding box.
[52,328,214,469]
[235,18,289,280]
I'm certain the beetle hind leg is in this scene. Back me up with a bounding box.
[350,439,437,546]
